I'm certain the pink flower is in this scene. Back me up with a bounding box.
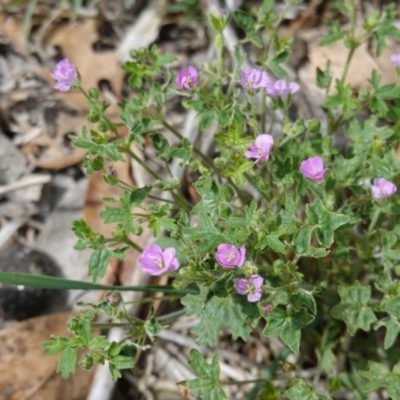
[299,156,328,183]
[241,68,270,90]
[267,79,299,98]
[235,275,264,302]
[215,244,246,268]
[138,244,180,276]
[264,304,273,313]
[390,53,400,68]
[371,178,397,201]
[106,294,120,303]
[175,66,199,90]
[51,58,77,92]
[245,134,274,163]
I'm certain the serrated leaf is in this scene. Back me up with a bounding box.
[233,11,262,48]
[89,247,127,282]
[330,281,377,335]
[130,186,152,204]
[144,307,164,342]
[89,336,110,351]
[42,336,70,355]
[190,295,258,346]
[282,379,332,400]
[100,206,128,223]
[263,308,314,353]
[56,346,77,379]
[182,349,227,400]
[360,361,400,399]
[306,198,350,248]
[73,134,125,162]
[319,20,345,46]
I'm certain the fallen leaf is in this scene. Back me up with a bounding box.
[43,18,124,111]
[0,311,94,400]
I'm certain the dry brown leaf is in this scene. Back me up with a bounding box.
[42,18,124,111]
[84,156,135,288]
[0,15,25,54]
[0,311,94,400]
[304,36,397,90]
[20,113,88,169]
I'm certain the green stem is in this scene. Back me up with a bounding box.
[341,46,356,85]
[368,207,381,235]
[148,194,175,204]
[92,322,131,329]
[260,88,267,131]
[123,238,143,253]
[220,378,269,386]
[124,295,177,305]
[125,148,163,180]
[161,120,215,169]
[156,308,187,323]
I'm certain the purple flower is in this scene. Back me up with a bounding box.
[175,66,199,90]
[390,53,400,68]
[299,156,328,183]
[235,275,264,302]
[51,58,77,92]
[267,79,299,98]
[241,68,270,90]
[215,244,246,268]
[371,178,397,201]
[106,294,120,303]
[264,304,273,313]
[138,244,180,276]
[245,134,274,163]
[219,7,228,14]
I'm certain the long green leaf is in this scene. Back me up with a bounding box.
[0,272,198,294]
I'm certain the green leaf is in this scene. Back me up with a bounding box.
[382,296,400,318]
[233,11,262,48]
[316,346,337,375]
[56,346,78,379]
[290,290,317,315]
[190,295,259,346]
[306,198,350,248]
[267,51,290,80]
[316,60,332,89]
[319,20,345,46]
[292,225,330,258]
[89,336,110,351]
[144,307,164,342]
[130,186,152,204]
[89,247,127,282]
[182,349,227,400]
[72,132,125,162]
[282,379,332,400]
[263,235,287,255]
[375,317,400,349]
[100,206,129,224]
[330,281,377,335]
[42,336,70,355]
[323,80,357,116]
[109,355,135,381]
[0,272,198,294]
[360,361,400,399]
[263,308,314,353]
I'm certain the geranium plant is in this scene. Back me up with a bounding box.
[2,1,400,399]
